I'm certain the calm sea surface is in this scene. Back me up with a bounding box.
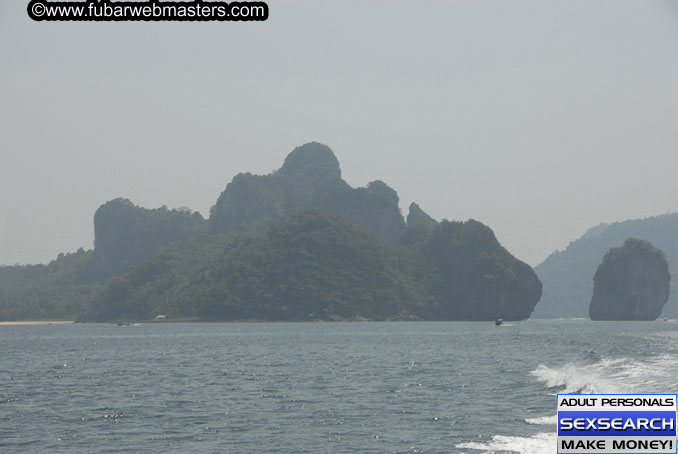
[1,320,677,453]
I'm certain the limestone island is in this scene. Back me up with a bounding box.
[589,238,670,320]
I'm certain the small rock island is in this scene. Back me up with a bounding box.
[589,238,670,320]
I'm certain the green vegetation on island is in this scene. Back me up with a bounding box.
[78,210,542,322]
[79,212,416,322]
[0,249,97,321]
[2,142,543,322]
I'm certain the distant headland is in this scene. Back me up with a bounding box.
[0,142,542,323]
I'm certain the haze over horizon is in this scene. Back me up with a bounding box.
[1,0,677,266]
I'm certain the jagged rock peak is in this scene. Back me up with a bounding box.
[363,180,399,201]
[209,142,407,243]
[407,202,437,228]
[278,142,341,181]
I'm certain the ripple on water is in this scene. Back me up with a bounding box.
[1,321,676,453]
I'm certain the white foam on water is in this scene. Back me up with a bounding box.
[457,432,554,454]
[529,359,619,394]
[530,353,678,395]
[524,415,557,425]
[463,353,678,454]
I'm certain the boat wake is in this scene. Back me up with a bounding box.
[458,353,678,454]
[524,415,557,426]
[457,432,554,454]
[530,354,678,394]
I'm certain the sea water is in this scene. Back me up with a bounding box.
[1,320,676,453]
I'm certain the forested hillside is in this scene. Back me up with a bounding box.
[1,142,542,322]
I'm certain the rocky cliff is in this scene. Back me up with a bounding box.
[93,199,205,279]
[411,220,543,320]
[589,238,670,321]
[533,213,678,318]
[209,142,406,244]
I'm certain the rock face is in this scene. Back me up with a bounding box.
[414,220,543,320]
[94,198,205,279]
[209,142,406,244]
[406,202,437,228]
[589,238,670,321]
[533,213,678,318]
[398,203,438,247]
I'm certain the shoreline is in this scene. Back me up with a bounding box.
[0,320,74,326]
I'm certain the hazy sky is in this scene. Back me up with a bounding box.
[1,0,677,266]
